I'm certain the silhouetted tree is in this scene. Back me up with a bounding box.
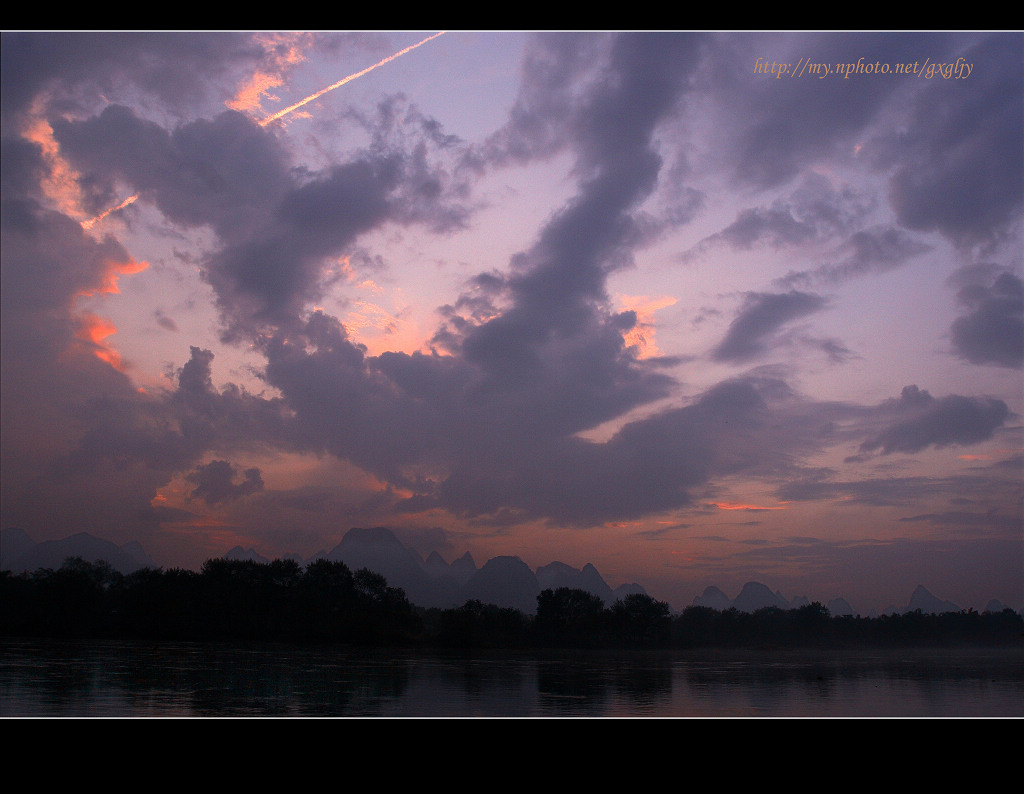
[609,593,670,646]
[535,588,606,646]
[438,600,531,648]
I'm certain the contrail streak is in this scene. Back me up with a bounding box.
[82,35,445,228]
[81,194,138,229]
[260,31,445,127]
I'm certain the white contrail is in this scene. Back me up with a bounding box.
[83,34,445,228]
[81,193,138,229]
[260,31,446,127]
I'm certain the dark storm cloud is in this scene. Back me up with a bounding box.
[1,339,296,543]
[252,35,858,526]
[1,31,260,127]
[170,346,293,453]
[24,346,289,520]
[1,126,162,538]
[775,226,933,289]
[779,474,966,507]
[1,150,155,513]
[704,205,819,251]
[0,135,47,197]
[55,100,470,339]
[884,34,1023,245]
[486,34,702,311]
[1,132,134,319]
[898,510,1020,532]
[54,105,292,229]
[472,33,612,167]
[424,375,845,525]
[241,33,911,529]
[344,95,471,234]
[187,460,264,505]
[206,159,395,337]
[154,310,178,332]
[686,174,874,265]
[5,31,1019,558]
[947,267,1024,368]
[412,34,709,472]
[712,291,830,362]
[1,197,133,319]
[859,385,1010,455]
[261,313,459,486]
[778,468,1018,509]
[813,337,856,364]
[710,32,962,189]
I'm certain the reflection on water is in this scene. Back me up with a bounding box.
[1,640,1021,716]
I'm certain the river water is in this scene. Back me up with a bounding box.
[1,639,1021,717]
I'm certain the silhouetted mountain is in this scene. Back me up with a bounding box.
[449,552,478,585]
[612,582,649,601]
[2,531,154,574]
[1,528,37,570]
[121,541,157,570]
[423,550,453,579]
[536,561,577,589]
[732,581,790,613]
[692,586,732,611]
[7,528,1010,618]
[225,546,270,564]
[327,527,459,608]
[827,597,855,617]
[461,556,540,614]
[536,561,615,604]
[906,585,960,615]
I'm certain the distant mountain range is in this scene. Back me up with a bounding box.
[0,527,156,576]
[689,581,1018,618]
[225,526,647,612]
[2,526,1018,616]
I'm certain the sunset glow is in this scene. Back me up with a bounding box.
[259,31,445,127]
[80,194,138,229]
[74,312,123,369]
[2,31,1021,615]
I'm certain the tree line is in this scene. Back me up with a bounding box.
[2,557,1021,649]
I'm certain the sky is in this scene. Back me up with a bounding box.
[2,31,1021,613]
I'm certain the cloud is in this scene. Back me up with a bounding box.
[707,32,964,190]
[774,226,932,289]
[187,460,264,505]
[777,462,1020,508]
[2,31,1020,608]
[883,34,1023,245]
[471,33,613,168]
[1,31,263,126]
[859,385,1010,455]
[685,173,874,265]
[711,291,830,362]
[226,32,314,115]
[710,205,819,249]
[258,32,446,127]
[56,100,471,340]
[897,509,1021,531]
[53,105,292,228]
[25,34,725,544]
[423,374,844,526]
[947,267,1023,368]
[154,309,178,332]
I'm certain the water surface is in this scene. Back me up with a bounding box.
[2,640,1021,717]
